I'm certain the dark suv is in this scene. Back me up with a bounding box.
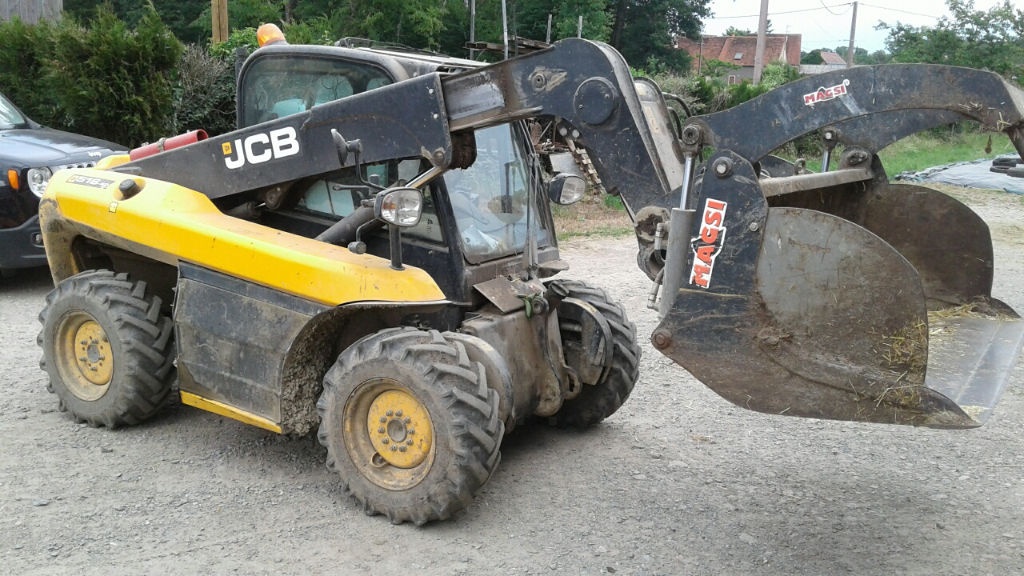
[0,92,124,275]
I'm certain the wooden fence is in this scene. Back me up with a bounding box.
[0,0,61,24]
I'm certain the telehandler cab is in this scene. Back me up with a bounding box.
[36,25,1024,523]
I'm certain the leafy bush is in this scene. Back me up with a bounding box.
[0,18,59,124]
[47,8,182,146]
[209,27,258,59]
[0,8,183,147]
[173,44,236,136]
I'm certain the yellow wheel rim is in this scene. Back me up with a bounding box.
[344,380,436,490]
[56,313,113,401]
[366,389,433,469]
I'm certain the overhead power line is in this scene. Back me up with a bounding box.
[708,2,938,23]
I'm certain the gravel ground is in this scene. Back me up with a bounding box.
[1,186,1022,576]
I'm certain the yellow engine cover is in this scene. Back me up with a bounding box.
[40,167,446,307]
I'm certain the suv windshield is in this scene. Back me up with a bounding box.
[444,124,551,263]
[0,93,28,129]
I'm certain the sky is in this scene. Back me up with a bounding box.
[703,0,1016,54]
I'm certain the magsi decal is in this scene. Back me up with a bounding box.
[689,198,727,289]
[803,79,850,106]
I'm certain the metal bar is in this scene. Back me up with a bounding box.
[760,166,873,198]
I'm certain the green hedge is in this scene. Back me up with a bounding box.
[0,7,224,148]
[0,10,336,147]
[0,18,60,124]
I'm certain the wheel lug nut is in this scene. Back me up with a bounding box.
[378,427,385,434]
[379,417,387,423]
[386,410,394,417]
[395,410,403,417]
[398,446,407,452]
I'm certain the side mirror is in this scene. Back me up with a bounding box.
[547,173,586,205]
[374,186,423,227]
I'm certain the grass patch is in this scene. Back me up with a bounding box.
[553,195,633,240]
[878,129,1014,175]
[774,126,1013,176]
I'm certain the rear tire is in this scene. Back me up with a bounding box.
[317,328,503,525]
[37,270,175,428]
[548,280,641,428]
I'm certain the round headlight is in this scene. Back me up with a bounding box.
[548,173,586,205]
[26,167,53,197]
[375,187,423,227]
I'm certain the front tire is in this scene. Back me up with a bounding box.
[38,270,175,428]
[548,279,641,428]
[317,328,503,525]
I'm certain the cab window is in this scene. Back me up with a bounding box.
[239,55,393,128]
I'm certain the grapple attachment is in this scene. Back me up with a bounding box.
[653,155,1023,428]
[648,65,1024,428]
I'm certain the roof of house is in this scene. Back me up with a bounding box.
[819,50,847,65]
[677,34,802,68]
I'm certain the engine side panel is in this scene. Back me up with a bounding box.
[174,263,328,425]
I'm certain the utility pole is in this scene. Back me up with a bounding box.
[212,0,229,44]
[846,1,858,67]
[469,0,477,59]
[753,0,769,84]
[501,0,509,60]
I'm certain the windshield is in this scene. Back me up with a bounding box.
[0,93,28,129]
[444,124,551,263]
[238,55,393,127]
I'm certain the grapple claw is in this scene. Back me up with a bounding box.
[654,152,1024,428]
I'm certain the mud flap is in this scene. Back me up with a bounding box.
[653,153,1024,428]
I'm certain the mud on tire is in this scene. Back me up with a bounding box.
[548,279,641,428]
[317,327,503,525]
[38,269,176,428]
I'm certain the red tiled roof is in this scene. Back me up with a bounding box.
[677,35,802,69]
[819,50,847,65]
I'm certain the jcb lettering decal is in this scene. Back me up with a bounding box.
[689,198,728,289]
[223,127,300,169]
[803,79,850,106]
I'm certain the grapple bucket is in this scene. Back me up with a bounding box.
[652,153,1024,428]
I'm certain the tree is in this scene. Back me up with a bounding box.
[609,0,711,72]
[834,45,872,64]
[882,0,1024,78]
[65,0,212,44]
[47,6,183,145]
[724,21,772,36]
[61,0,718,72]
[513,0,611,43]
[801,49,823,65]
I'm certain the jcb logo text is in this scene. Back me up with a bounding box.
[222,127,300,169]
